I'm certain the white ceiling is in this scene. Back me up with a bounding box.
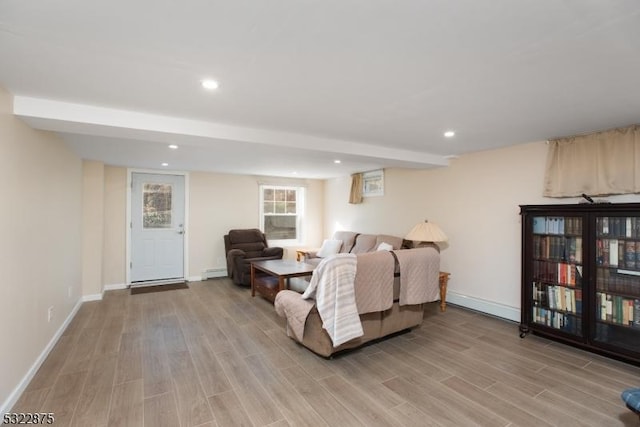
[1,1,640,179]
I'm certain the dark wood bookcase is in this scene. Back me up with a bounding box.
[520,203,640,365]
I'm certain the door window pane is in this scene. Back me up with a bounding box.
[143,183,172,228]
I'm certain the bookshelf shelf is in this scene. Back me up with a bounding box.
[520,203,640,365]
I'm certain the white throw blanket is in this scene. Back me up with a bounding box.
[302,253,363,347]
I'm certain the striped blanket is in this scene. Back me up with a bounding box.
[301,253,363,347]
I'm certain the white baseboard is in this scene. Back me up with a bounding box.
[103,283,127,291]
[446,291,520,322]
[82,293,103,302]
[200,268,228,280]
[0,298,83,416]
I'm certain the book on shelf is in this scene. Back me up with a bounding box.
[625,241,637,269]
[598,292,607,321]
[596,292,638,327]
[566,236,582,263]
[596,239,603,266]
[612,218,621,237]
[539,217,568,235]
[533,217,546,234]
[603,240,610,267]
[623,298,630,325]
[559,263,567,285]
[569,264,576,286]
[532,307,582,335]
[609,239,619,267]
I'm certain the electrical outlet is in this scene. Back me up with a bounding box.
[47,306,54,323]
[68,286,72,298]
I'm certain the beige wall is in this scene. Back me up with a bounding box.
[102,166,127,286]
[81,160,104,296]
[100,169,325,283]
[325,142,640,318]
[0,87,83,410]
[188,172,325,277]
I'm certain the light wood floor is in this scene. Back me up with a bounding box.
[12,278,640,427]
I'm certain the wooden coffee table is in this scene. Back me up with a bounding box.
[250,259,316,303]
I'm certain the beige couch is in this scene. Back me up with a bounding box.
[275,247,440,357]
[301,231,407,266]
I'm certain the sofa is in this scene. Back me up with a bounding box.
[301,231,407,266]
[224,228,284,286]
[274,246,440,357]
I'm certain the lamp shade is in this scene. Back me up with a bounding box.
[405,220,448,243]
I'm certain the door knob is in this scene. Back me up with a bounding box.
[177,230,184,235]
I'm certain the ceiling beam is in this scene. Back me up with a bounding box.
[13,96,449,168]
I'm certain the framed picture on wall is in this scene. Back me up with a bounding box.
[362,169,384,197]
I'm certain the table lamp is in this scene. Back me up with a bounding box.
[405,220,448,250]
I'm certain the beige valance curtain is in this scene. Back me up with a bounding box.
[349,173,363,204]
[543,125,640,197]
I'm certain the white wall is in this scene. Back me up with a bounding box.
[0,87,83,412]
[325,141,640,320]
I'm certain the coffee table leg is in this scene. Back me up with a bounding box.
[251,264,256,297]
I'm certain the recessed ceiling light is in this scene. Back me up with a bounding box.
[444,131,455,138]
[201,79,219,90]
[161,162,169,167]
[291,171,298,175]
[168,144,178,149]
[334,160,341,164]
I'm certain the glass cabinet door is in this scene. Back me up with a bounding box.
[530,216,583,336]
[593,216,640,353]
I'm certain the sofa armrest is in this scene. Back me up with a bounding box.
[227,248,247,258]
[262,246,284,258]
[226,248,247,280]
[300,250,319,260]
[274,290,315,342]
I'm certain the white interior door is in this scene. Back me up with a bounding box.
[130,173,185,284]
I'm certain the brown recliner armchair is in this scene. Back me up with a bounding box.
[224,229,284,286]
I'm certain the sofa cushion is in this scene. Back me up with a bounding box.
[333,231,358,253]
[351,234,377,253]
